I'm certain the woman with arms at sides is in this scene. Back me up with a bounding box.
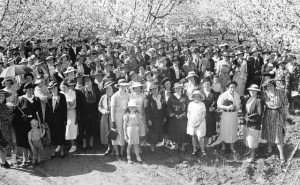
[45,81,67,158]
[145,82,167,152]
[98,80,115,155]
[200,77,218,147]
[261,79,288,164]
[110,79,129,160]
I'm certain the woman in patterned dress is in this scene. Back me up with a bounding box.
[261,79,287,164]
[167,83,189,152]
[0,90,14,168]
[217,53,232,93]
[2,77,18,165]
[111,79,129,160]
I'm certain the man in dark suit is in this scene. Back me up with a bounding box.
[170,57,185,83]
[67,39,76,65]
[246,48,263,87]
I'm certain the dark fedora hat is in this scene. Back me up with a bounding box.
[225,80,238,88]
[161,77,173,86]
[24,83,34,89]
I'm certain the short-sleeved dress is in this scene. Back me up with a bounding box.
[262,90,287,144]
[129,92,146,137]
[187,101,206,138]
[111,91,129,146]
[217,91,241,143]
[124,112,142,145]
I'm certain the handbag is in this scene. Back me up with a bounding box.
[107,129,118,141]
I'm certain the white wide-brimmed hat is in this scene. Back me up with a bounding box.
[247,84,261,92]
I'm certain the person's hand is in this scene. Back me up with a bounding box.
[112,122,117,129]
[227,105,235,111]
[269,71,274,74]
[124,135,128,142]
[163,118,167,123]
[105,110,110,114]
[209,107,215,112]
[148,120,152,127]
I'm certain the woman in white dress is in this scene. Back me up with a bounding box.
[111,79,129,160]
[217,81,241,153]
[187,90,206,155]
[60,82,78,153]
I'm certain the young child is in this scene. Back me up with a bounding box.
[123,100,143,164]
[28,119,45,167]
[212,75,221,97]
[187,90,206,155]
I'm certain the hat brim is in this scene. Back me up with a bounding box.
[192,93,204,100]
[247,88,261,92]
[149,85,159,90]
[186,74,199,79]
[115,83,129,88]
[102,81,115,90]
[63,69,76,74]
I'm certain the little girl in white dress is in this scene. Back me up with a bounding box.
[123,100,143,164]
[187,90,207,155]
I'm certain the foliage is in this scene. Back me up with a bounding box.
[1,0,300,53]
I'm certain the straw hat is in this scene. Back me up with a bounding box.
[130,81,145,88]
[102,80,115,90]
[47,81,58,89]
[192,90,204,100]
[186,71,199,79]
[247,84,261,92]
[63,67,76,74]
[115,79,129,88]
[173,82,184,89]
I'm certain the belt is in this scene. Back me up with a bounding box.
[223,110,236,112]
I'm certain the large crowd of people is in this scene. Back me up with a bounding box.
[0,36,299,168]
